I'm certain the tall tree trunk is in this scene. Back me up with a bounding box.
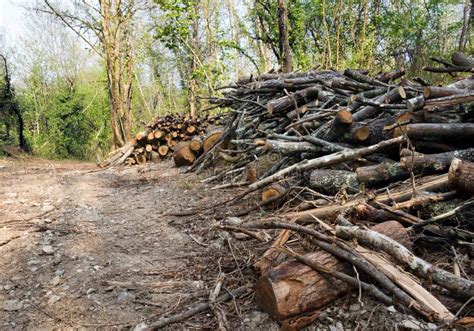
[458,0,472,51]
[99,0,134,149]
[277,0,292,73]
[1,54,28,151]
[188,0,201,119]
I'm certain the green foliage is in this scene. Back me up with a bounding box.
[18,64,110,160]
[253,0,470,77]
[4,0,472,161]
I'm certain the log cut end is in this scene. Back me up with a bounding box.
[261,184,286,207]
[336,109,353,125]
[173,145,196,167]
[449,158,474,196]
[158,145,169,156]
[254,221,412,320]
[189,137,203,152]
[353,126,370,142]
[203,130,223,152]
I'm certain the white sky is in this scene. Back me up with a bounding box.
[0,0,31,45]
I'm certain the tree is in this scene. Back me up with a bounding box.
[0,54,28,151]
[277,0,292,72]
[458,0,473,51]
[36,0,137,148]
[154,0,220,119]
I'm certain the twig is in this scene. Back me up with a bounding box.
[133,286,249,330]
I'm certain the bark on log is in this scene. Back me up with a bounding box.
[356,162,409,187]
[248,136,405,192]
[423,93,474,110]
[267,86,320,115]
[173,145,196,167]
[203,129,223,153]
[397,123,474,141]
[376,68,405,83]
[423,86,469,99]
[400,148,474,174]
[352,88,402,122]
[336,225,474,298]
[255,221,410,320]
[189,137,203,152]
[256,139,321,155]
[309,169,359,195]
[451,51,474,68]
[283,174,449,221]
[448,158,474,196]
[406,95,425,111]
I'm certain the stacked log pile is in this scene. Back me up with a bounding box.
[180,52,474,327]
[99,113,222,167]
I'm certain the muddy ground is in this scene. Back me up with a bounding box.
[0,158,446,330]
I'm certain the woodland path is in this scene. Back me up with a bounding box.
[0,158,276,330]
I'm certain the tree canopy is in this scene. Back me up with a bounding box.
[0,0,472,159]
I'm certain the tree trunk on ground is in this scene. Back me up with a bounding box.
[309,169,359,195]
[255,221,410,320]
[173,144,196,167]
[277,0,292,73]
[397,123,474,141]
[356,162,409,187]
[400,148,474,173]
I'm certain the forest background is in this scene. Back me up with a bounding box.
[0,0,472,161]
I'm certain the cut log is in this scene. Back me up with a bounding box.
[400,148,474,173]
[186,125,197,135]
[135,153,147,165]
[173,144,196,167]
[135,131,148,141]
[423,93,474,110]
[255,221,410,320]
[261,183,287,208]
[154,130,164,139]
[423,86,469,99]
[451,51,474,68]
[308,169,359,195]
[320,109,353,141]
[267,86,320,115]
[145,144,153,152]
[336,224,474,298]
[356,162,409,187]
[396,123,474,141]
[189,137,203,152]
[203,129,223,153]
[448,158,474,196]
[351,125,370,142]
[147,131,155,141]
[158,145,169,156]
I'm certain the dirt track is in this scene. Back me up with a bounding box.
[0,158,443,330]
[0,158,272,329]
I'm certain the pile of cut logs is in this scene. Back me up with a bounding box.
[100,113,223,167]
[186,52,474,326]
